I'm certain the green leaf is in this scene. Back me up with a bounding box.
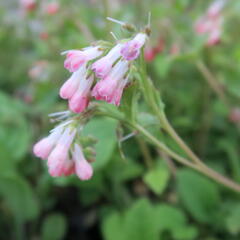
[102,199,198,240]
[102,199,160,240]
[226,204,240,235]
[82,117,118,170]
[155,204,198,240]
[41,213,67,240]
[0,175,39,222]
[177,169,220,223]
[0,91,31,161]
[108,158,144,183]
[143,163,170,195]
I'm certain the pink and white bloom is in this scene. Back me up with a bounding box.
[33,127,63,160]
[47,126,76,174]
[46,2,59,15]
[63,46,103,72]
[72,144,93,180]
[92,60,129,106]
[68,75,94,113]
[207,0,226,18]
[120,33,147,61]
[59,64,87,100]
[20,0,36,11]
[207,28,221,46]
[92,43,122,78]
[194,0,224,46]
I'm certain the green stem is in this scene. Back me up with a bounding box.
[134,124,240,192]
[136,136,154,168]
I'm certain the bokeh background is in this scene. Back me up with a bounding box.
[1,0,240,239]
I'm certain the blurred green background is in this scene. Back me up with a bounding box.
[1,0,240,239]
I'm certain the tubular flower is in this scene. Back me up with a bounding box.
[92,43,122,78]
[20,0,36,11]
[92,60,129,106]
[63,46,103,72]
[33,119,95,180]
[60,64,87,100]
[46,2,59,15]
[120,33,147,60]
[194,0,225,46]
[72,144,93,180]
[68,75,94,113]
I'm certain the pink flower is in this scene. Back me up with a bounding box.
[47,127,76,174]
[92,44,122,78]
[194,1,224,46]
[144,48,155,62]
[207,28,221,46]
[92,60,129,106]
[207,0,225,18]
[120,33,147,61]
[20,0,36,11]
[46,2,59,15]
[68,75,94,113]
[72,144,93,181]
[59,64,87,99]
[33,127,62,160]
[63,47,102,72]
[48,156,75,177]
[195,17,213,34]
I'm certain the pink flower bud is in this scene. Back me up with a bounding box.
[121,33,147,61]
[144,48,155,62]
[33,128,62,160]
[63,47,102,72]
[59,65,87,99]
[207,0,225,18]
[92,60,129,106]
[46,2,59,15]
[72,144,93,181]
[92,44,122,78]
[68,75,94,113]
[20,0,36,11]
[47,127,76,168]
[207,29,221,46]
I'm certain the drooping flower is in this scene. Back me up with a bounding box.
[59,64,87,100]
[92,43,122,78]
[72,144,93,180]
[92,60,129,106]
[207,0,226,18]
[33,126,63,160]
[46,2,59,15]
[47,126,76,173]
[63,46,103,72]
[20,0,36,11]
[120,33,147,60]
[194,0,225,46]
[33,120,94,180]
[68,75,94,113]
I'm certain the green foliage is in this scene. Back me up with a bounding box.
[102,199,198,240]
[177,169,220,223]
[1,0,240,239]
[82,117,118,170]
[41,213,67,240]
[144,162,170,195]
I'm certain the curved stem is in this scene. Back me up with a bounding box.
[134,124,240,192]
[196,60,230,107]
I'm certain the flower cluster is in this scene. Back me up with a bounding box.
[33,116,95,180]
[33,26,148,181]
[194,0,225,46]
[60,32,147,112]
